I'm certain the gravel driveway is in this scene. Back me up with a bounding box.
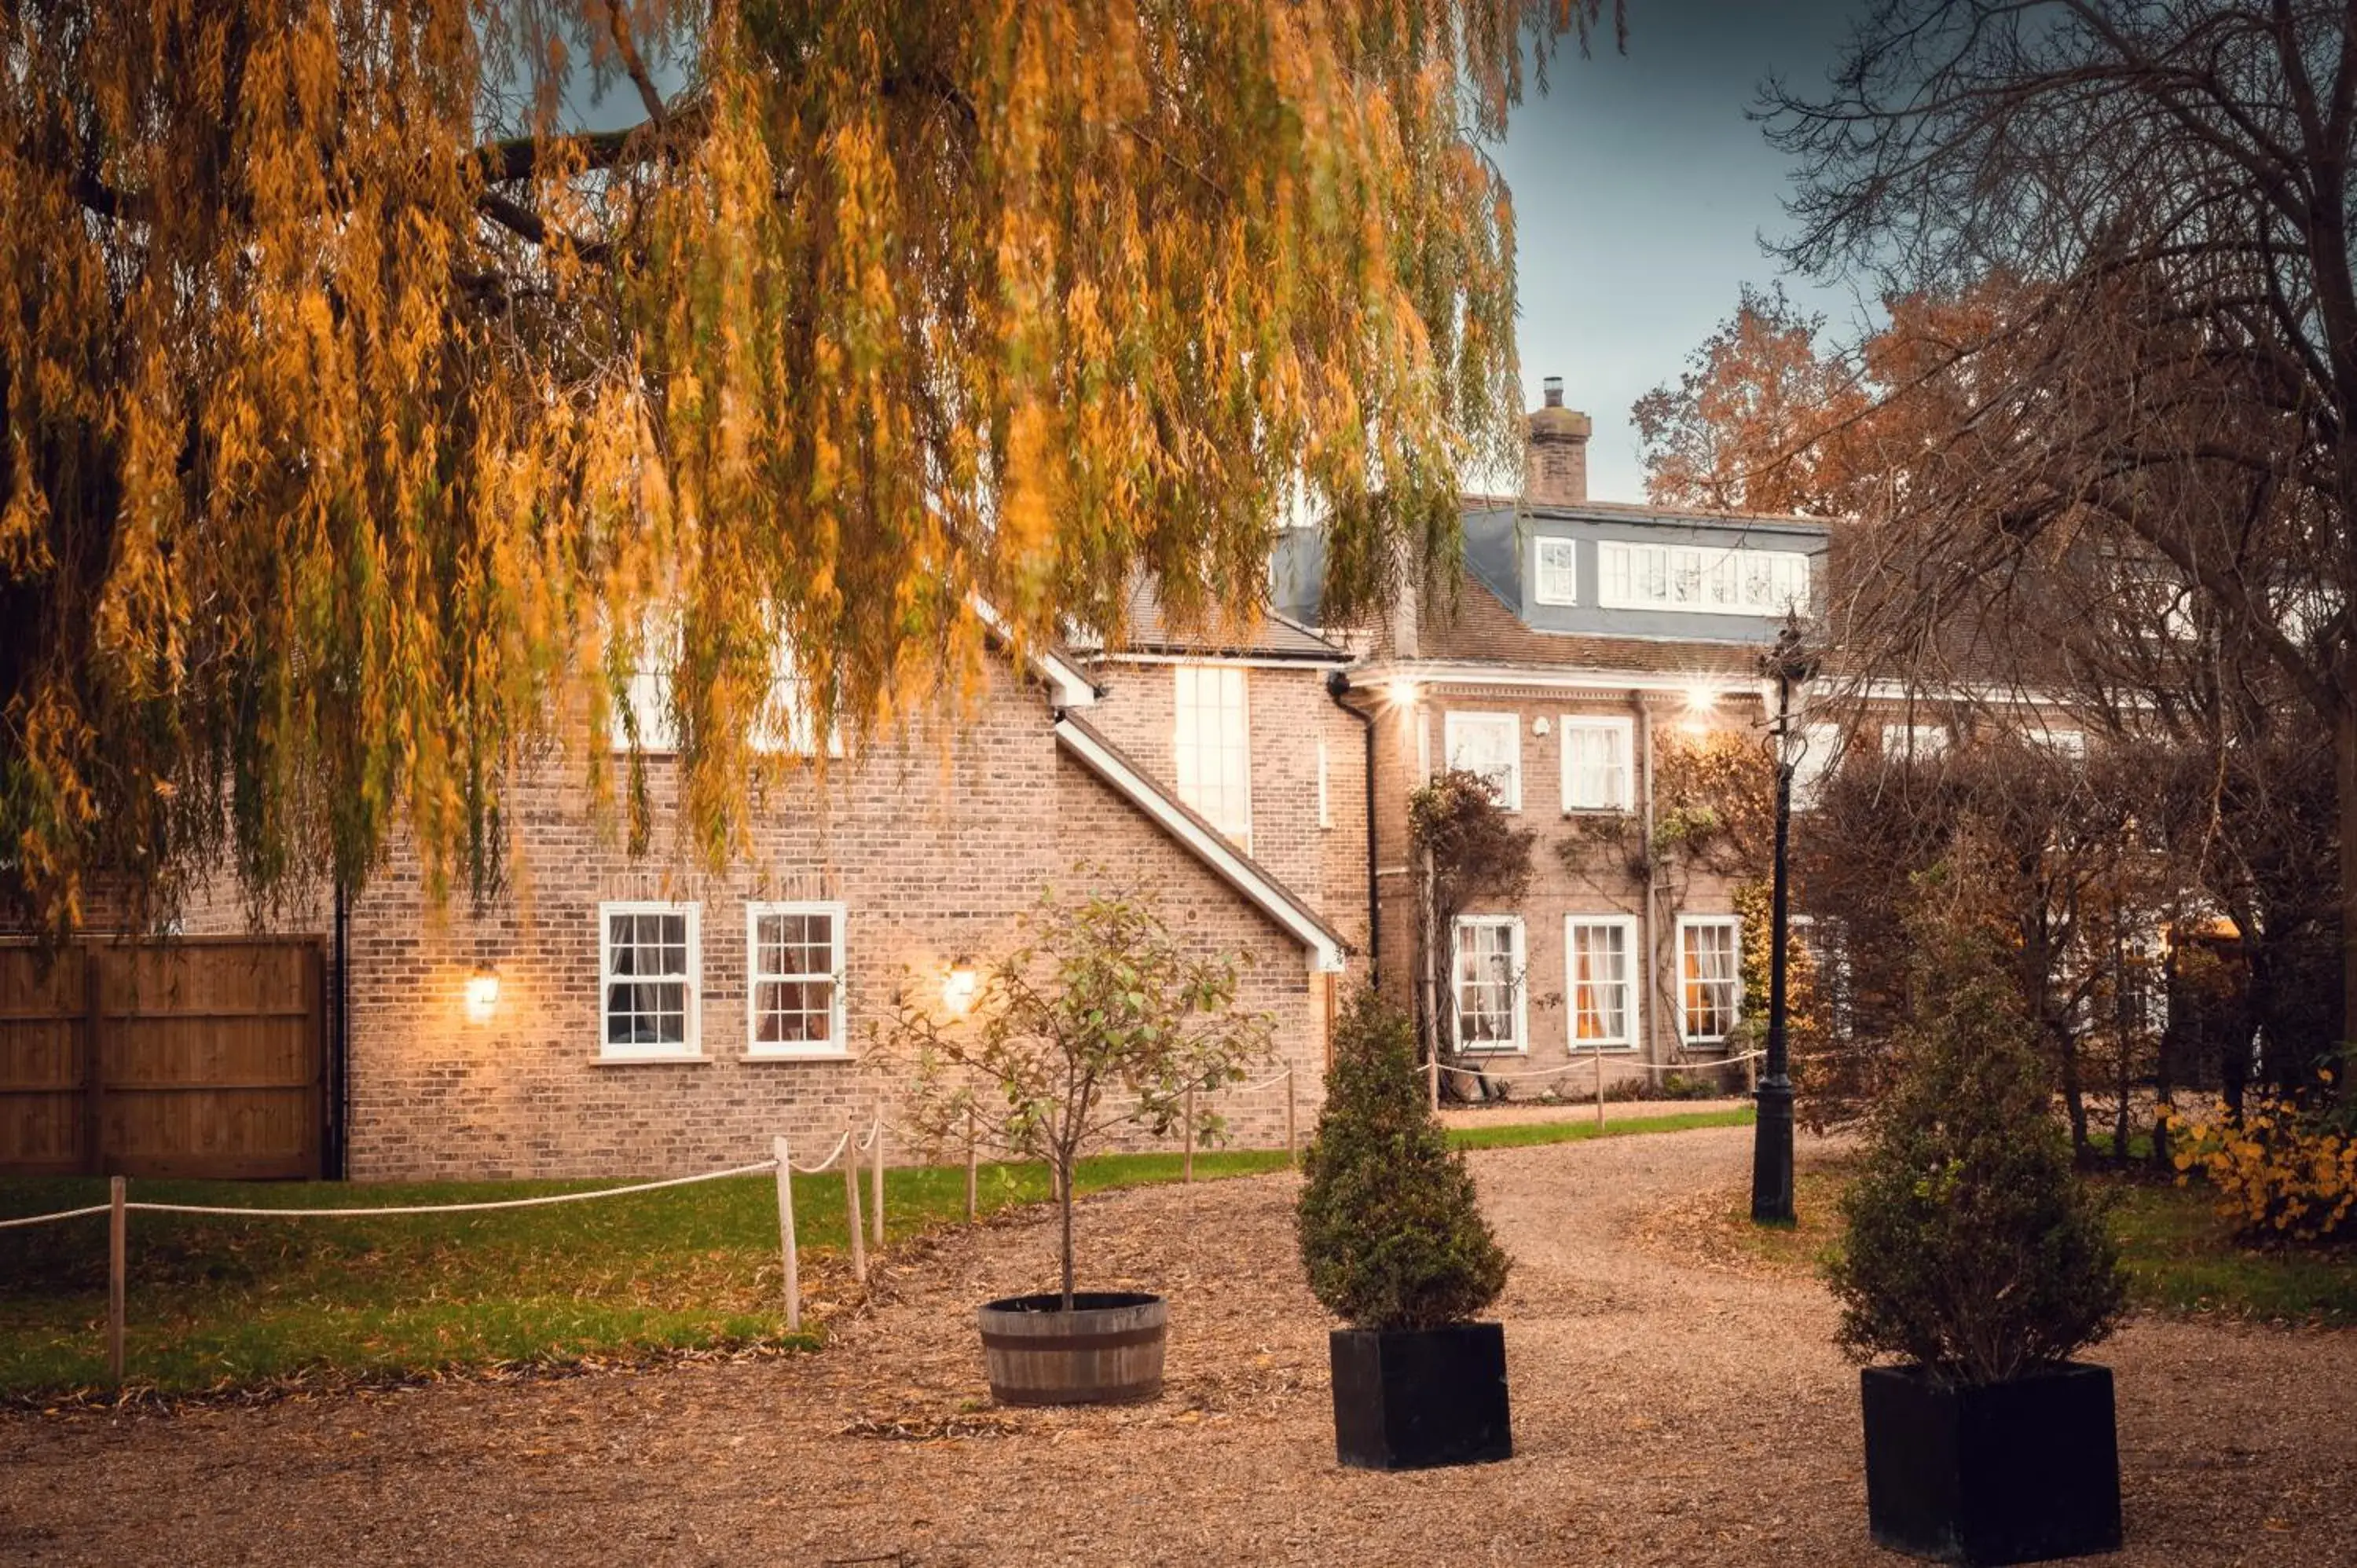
[2,1127,2349,1566]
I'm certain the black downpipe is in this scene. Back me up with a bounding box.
[1325,670,1379,972]
[331,877,350,1179]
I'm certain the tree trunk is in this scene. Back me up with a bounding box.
[1417,841,1442,1090]
[2337,698,2357,1107]
[2058,1019,2090,1156]
[2111,928,2132,1167]
[1058,1152,1076,1311]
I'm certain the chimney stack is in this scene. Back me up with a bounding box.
[1526,378,1591,506]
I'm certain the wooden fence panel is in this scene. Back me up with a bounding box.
[0,940,324,1178]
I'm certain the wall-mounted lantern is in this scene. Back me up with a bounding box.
[943,957,980,1017]
[464,962,501,1022]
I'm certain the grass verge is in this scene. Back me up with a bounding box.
[0,1111,1752,1400]
[0,1149,1288,1400]
[1445,1106,1755,1152]
[1695,1159,2357,1326]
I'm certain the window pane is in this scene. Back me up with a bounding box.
[1175,665,1251,844]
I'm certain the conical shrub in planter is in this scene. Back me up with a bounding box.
[1297,988,1510,1469]
[1831,917,2128,1566]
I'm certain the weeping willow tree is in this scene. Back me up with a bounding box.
[0,0,1610,934]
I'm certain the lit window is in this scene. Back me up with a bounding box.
[1451,916,1526,1053]
[1678,916,1741,1044]
[1533,537,1578,606]
[1445,712,1522,811]
[599,902,700,1057]
[746,902,845,1056]
[1560,716,1634,811]
[1596,540,1813,616]
[1175,664,1252,848]
[1566,917,1639,1050]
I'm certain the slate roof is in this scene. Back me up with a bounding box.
[1090,576,1351,661]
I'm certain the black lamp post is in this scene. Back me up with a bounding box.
[1753,622,1815,1225]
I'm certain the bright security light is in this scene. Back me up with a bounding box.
[464,963,500,1021]
[1682,683,1719,714]
[1385,679,1421,708]
[943,958,980,1017]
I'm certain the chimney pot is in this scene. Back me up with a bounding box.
[1542,376,1564,408]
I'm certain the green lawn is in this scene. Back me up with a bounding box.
[1446,1106,1755,1151]
[0,1149,1291,1400]
[1725,1162,2357,1326]
[0,1110,1760,1400]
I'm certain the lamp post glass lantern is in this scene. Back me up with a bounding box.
[1754,624,1814,1225]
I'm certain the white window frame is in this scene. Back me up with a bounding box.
[1533,537,1579,606]
[750,651,846,759]
[610,617,682,754]
[1881,723,1950,762]
[1443,711,1523,811]
[1596,540,1813,616]
[744,900,849,1058]
[1676,914,1743,1046]
[1174,662,1253,849]
[597,900,702,1060]
[1450,914,1528,1055]
[1791,722,1843,810]
[1560,715,1636,813]
[1564,914,1641,1052]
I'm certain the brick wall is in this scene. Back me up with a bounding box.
[1365,680,1764,1097]
[272,658,1332,1180]
[1080,658,1371,960]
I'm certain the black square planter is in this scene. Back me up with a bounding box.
[1861,1361,2122,1566]
[1329,1322,1512,1471]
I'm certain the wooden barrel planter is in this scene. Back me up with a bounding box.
[977,1291,1167,1406]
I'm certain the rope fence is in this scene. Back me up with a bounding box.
[5,1049,1756,1385]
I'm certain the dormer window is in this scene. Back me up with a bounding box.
[1597,540,1813,616]
[1533,538,1578,606]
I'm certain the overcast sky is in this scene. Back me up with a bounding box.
[1491,0,1869,501]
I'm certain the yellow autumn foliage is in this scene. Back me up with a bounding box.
[2165,1076,2357,1243]
[0,0,1609,932]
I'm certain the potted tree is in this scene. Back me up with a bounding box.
[880,885,1272,1406]
[1296,987,1512,1468]
[1830,916,2128,1566]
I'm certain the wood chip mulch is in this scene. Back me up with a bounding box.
[2,1127,2352,1566]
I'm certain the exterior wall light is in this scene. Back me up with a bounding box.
[1682,683,1719,714]
[464,963,500,1021]
[943,958,979,1017]
[1385,679,1421,708]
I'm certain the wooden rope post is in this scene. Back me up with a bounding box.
[1593,1037,1607,1130]
[964,1105,979,1223]
[1182,1084,1195,1184]
[842,1125,867,1287]
[1428,1053,1440,1112]
[772,1137,801,1334]
[1285,1065,1298,1167]
[107,1174,126,1387]
[869,1116,885,1250]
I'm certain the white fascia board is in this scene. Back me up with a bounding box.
[1356,662,1762,698]
[1091,651,1351,670]
[968,595,1100,707]
[1053,719,1346,974]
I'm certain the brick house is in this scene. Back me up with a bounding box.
[1295,379,1837,1097]
[159,617,1359,1181]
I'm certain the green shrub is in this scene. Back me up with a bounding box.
[1827,920,2126,1386]
[1296,988,1508,1330]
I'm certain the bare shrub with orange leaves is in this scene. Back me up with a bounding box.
[2165,1075,2357,1244]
